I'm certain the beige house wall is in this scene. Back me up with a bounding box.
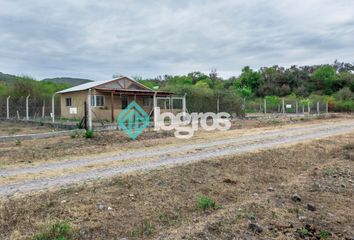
[59,90,154,122]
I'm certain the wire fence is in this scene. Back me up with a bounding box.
[0,96,60,121]
[0,94,334,124]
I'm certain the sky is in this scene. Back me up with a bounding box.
[0,0,354,80]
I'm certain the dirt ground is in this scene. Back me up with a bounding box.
[0,121,55,136]
[0,114,351,167]
[0,131,353,239]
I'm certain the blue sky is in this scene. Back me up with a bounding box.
[0,0,353,80]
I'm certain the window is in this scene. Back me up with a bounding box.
[90,95,105,107]
[65,97,72,107]
[143,97,153,107]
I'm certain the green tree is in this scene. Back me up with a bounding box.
[310,65,338,95]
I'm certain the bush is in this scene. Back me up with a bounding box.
[84,129,94,138]
[196,195,220,211]
[334,100,354,112]
[32,221,73,240]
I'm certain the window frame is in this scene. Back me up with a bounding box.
[65,97,72,107]
[90,95,105,107]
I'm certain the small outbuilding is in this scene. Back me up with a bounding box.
[56,76,179,122]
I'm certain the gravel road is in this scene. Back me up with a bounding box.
[1,120,354,196]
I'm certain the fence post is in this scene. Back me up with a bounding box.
[317,101,320,115]
[282,98,285,114]
[26,95,30,120]
[302,105,305,114]
[326,101,328,113]
[87,89,92,130]
[264,98,267,115]
[216,96,219,113]
[51,94,56,123]
[307,102,310,114]
[42,99,45,118]
[6,96,10,119]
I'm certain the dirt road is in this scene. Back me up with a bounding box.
[1,119,354,196]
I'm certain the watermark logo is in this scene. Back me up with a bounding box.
[117,101,150,139]
[154,108,231,139]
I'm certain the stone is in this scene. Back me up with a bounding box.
[267,187,275,192]
[248,223,263,233]
[291,193,301,202]
[307,203,316,211]
[97,203,107,210]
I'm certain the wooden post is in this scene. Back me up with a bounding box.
[264,98,267,115]
[317,101,320,114]
[6,96,10,119]
[282,98,285,114]
[26,94,30,120]
[111,92,114,123]
[153,92,157,129]
[182,93,187,121]
[216,96,220,113]
[302,105,305,114]
[326,101,328,113]
[84,101,87,130]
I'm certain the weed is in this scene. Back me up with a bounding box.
[70,130,81,138]
[323,168,335,176]
[15,139,21,146]
[245,210,256,220]
[84,129,94,139]
[196,195,220,211]
[32,221,73,240]
[310,182,321,192]
[130,220,155,237]
[320,230,330,239]
[300,227,309,237]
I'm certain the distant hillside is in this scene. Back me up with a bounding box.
[0,72,18,83]
[42,77,93,86]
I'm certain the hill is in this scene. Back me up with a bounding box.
[41,77,93,86]
[0,72,18,83]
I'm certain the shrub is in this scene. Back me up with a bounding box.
[334,100,354,112]
[84,129,94,139]
[32,221,73,240]
[70,130,81,138]
[196,195,220,211]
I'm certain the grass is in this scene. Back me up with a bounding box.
[32,221,73,240]
[299,227,309,237]
[84,129,94,139]
[196,195,221,211]
[129,219,156,237]
[320,230,330,239]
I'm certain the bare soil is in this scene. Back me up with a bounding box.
[0,114,350,167]
[0,131,353,239]
[0,121,54,136]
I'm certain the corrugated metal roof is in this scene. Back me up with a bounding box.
[56,76,126,94]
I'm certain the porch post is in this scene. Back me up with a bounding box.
[153,92,157,129]
[111,92,114,123]
[87,89,92,130]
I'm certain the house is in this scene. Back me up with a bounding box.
[56,76,175,122]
